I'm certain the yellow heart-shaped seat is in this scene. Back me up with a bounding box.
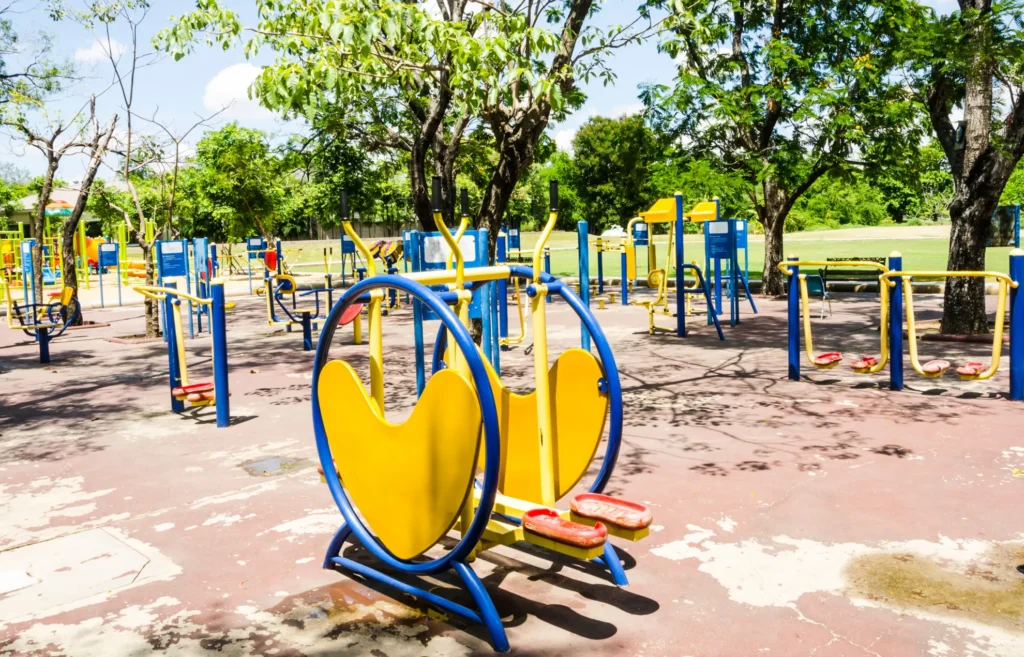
[479,348,608,505]
[318,361,482,560]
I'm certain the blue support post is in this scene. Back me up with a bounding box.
[620,249,628,305]
[888,253,904,391]
[275,239,283,275]
[37,326,51,364]
[787,257,800,381]
[497,235,509,350]
[490,280,501,375]
[729,221,739,326]
[1009,249,1023,400]
[301,313,313,351]
[597,240,605,294]
[165,282,185,413]
[211,282,231,427]
[578,220,591,351]
[409,231,426,397]
[675,193,686,337]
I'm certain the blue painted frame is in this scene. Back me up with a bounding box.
[311,275,509,651]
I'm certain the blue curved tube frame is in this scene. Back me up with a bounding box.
[311,275,509,651]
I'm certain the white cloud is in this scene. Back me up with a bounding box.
[74,38,125,64]
[610,102,645,118]
[554,128,576,152]
[203,63,275,121]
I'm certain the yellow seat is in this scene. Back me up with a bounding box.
[478,348,608,505]
[318,360,482,560]
[637,269,669,334]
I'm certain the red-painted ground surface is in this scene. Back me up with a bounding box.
[1,288,1021,656]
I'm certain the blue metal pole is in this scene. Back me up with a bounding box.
[37,326,50,364]
[302,313,313,351]
[165,282,185,413]
[211,282,231,427]
[410,231,426,397]
[496,235,508,349]
[620,249,628,305]
[479,229,492,366]
[578,220,591,351]
[889,252,904,391]
[185,240,195,339]
[276,239,283,275]
[787,257,800,381]
[1009,249,1023,400]
[704,224,713,326]
[490,280,501,375]
[597,241,605,294]
[675,193,686,337]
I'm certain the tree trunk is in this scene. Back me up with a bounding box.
[758,178,789,296]
[142,242,160,338]
[31,158,58,304]
[409,146,433,230]
[59,224,81,325]
[478,149,523,264]
[941,191,1000,334]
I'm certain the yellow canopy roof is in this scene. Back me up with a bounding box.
[638,198,719,224]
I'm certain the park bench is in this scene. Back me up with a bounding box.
[820,256,887,288]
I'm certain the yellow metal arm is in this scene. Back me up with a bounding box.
[532,210,558,284]
[133,284,214,306]
[778,260,889,276]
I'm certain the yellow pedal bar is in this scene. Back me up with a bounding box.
[882,270,1016,381]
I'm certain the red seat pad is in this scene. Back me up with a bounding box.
[813,352,842,366]
[570,493,653,530]
[922,359,951,374]
[956,362,986,376]
[522,508,607,548]
[339,303,364,326]
[850,356,878,370]
[171,382,215,397]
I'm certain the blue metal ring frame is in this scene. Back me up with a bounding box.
[311,275,502,574]
[430,265,624,495]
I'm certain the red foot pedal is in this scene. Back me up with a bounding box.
[922,359,951,375]
[956,362,986,376]
[850,356,878,370]
[172,382,215,397]
[813,352,842,367]
[339,303,364,326]
[522,508,607,548]
[570,493,653,530]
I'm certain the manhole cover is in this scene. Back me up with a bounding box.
[240,456,310,477]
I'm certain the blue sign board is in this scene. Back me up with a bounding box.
[157,240,188,278]
[20,240,33,274]
[246,237,266,260]
[99,243,119,268]
[507,227,521,250]
[632,221,649,246]
[705,220,734,258]
[340,234,356,254]
[733,220,748,249]
[409,229,488,321]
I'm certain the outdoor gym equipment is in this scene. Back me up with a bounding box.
[2,281,80,363]
[781,258,891,374]
[622,194,725,340]
[265,272,363,351]
[883,251,1023,398]
[134,280,231,427]
[782,251,1024,401]
[312,180,652,652]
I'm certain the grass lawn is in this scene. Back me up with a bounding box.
[514,226,1019,280]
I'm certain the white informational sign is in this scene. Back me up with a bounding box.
[100,244,116,252]
[735,221,745,232]
[423,234,478,265]
[248,237,263,248]
[509,228,519,237]
[635,223,648,233]
[162,241,184,253]
[709,222,729,234]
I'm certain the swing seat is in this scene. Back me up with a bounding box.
[812,352,843,368]
[339,303,364,326]
[522,508,607,548]
[569,493,652,530]
[850,356,879,373]
[956,362,987,379]
[921,359,951,377]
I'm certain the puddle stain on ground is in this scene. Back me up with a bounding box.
[240,457,311,477]
[847,543,1024,632]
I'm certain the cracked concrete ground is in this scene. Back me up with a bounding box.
[1,287,1022,656]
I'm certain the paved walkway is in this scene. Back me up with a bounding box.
[0,290,1021,656]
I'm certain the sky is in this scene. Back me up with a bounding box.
[0,0,961,182]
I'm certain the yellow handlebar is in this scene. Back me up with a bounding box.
[778,261,889,275]
[133,285,214,306]
[532,210,558,284]
[879,270,1018,289]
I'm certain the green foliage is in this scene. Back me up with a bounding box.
[788,173,888,231]
[176,123,288,240]
[567,115,660,231]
